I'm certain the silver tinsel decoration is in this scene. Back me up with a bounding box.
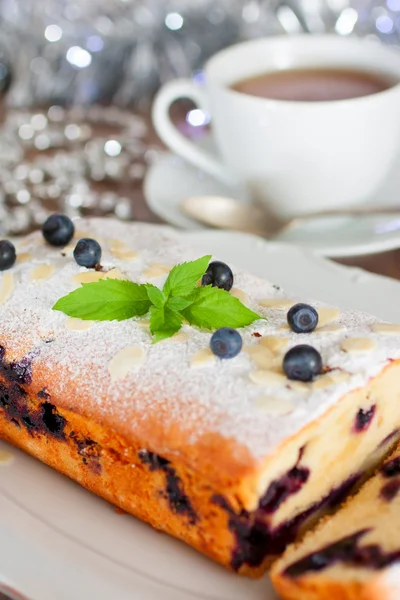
[0,0,399,109]
[0,0,241,108]
[0,105,152,234]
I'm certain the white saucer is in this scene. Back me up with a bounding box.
[3,227,400,600]
[144,139,400,258]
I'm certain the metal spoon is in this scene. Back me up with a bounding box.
[180,196,273,235]
[181,195,400,238]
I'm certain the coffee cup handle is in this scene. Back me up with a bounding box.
[152,79,235,185]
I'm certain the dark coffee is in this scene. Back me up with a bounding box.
[231,67,395,102]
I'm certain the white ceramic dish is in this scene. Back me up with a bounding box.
[2,227,400,600]
[144,138,400,258]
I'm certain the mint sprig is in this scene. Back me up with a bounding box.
[53,256,264,341]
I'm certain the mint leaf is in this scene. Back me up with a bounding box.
[150,305,182,342]
[163,255,211,298]
[145,284,165,308]
[167,296,193,312]
[181,286,262,329]
[53,279,151,321]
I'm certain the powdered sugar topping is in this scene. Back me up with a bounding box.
[1,218,400,466]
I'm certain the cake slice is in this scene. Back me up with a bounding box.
[1,217,400,577]
[271,443,400,599]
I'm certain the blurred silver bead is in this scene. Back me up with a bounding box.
[4,181,20,194]
[30,201,50,225]
[14,164,30,181]
[114,197,133,220]
[9,207,32,233]
[66,193,84,208]
[129,162,146,180]
[47,184,61,198]
[64,124,82,141]
[19,124,34,140]
[99,192,118,211]
[47,106,66,122]
[16,189,31,204]
[90,167,106,181]
[82,191,98,208]
[34,134,51,150]
[29,168,45,184]
[31,114,48,131]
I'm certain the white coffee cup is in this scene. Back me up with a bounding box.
[152,35,400,219]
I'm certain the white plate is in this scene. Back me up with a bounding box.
[2,228,400,600]
[144,138,400,257]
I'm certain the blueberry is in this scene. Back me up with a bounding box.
[0,240,16,271]
[73,238,102,268]
[287,303,318,333]
[283,345,322,382]
[202,261,233,291]
[210,328,242,359]
[42,214,74,247]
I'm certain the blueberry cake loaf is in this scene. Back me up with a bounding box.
[1,216,400,577]
[271,443,400,600]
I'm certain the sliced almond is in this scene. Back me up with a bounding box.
[110,246,138,261]
[288,380,310,393]
[0,273,14,305]
[74,230,91,239]
[161,332,189,343]
[30,264,55,282]
[102,268,126,280]
[259,298,294,310]
[245,345,274,369]
[72,271,104,284]
[143,263,172,279]
[108,346,145,382]
[246,345,273,357]
[372,323,400,335]
[312,371,351,390]
[16,252,32,263]
[341,338,377,353]
[254,395,294,415]
[61,245,75,257]
[249,370,287,387]
[312,376,335,391]
[317,307,340,327]
[108,238,125,249]
[271,354,286,370]
[315,324,345,334]
[0,449,13,465]
[260,335,289,354]
[66,318,94,331]
[329,371,351,385]
[190,348,216,367]
[137,320,150,330]
[231,287,249,305]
